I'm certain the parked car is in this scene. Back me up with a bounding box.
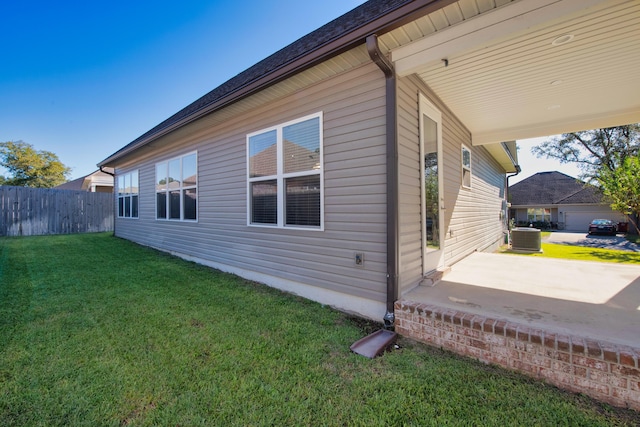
[588,219,617,236]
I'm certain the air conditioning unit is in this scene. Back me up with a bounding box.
[511,228,542,252]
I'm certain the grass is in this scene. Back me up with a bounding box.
[501,242,640,264]
[627,234,640,245]
[1,233,639,426]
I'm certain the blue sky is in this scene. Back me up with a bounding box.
[1,0,578,183]
[1,0,366,180]
[512,137,581,184]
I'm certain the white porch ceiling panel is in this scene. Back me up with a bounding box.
[386,0,640,145]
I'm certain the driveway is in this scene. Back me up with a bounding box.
[546,231,640,252]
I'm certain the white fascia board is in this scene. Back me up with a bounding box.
[485,143,518,173]
[391,0,606,77]
[473,108,640,145]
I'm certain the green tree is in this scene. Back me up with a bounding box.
[533,124,640,235]
[0,141,71,188]
[531,124,640,181]
[597,155,640,235]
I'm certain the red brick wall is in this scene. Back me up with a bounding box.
[395,300,640,410]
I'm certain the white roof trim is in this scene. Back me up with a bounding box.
[473,108,640,145]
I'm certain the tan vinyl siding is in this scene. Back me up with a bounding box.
[396,77,423,292]
[397,75,507,294]
[446,148,506,261]
[114,58,388,304]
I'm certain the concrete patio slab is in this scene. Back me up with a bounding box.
[403,252,640,348]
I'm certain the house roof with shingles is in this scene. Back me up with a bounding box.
[509,171,604,206]
[55,176,85,191]
[55,170,114,192]
[98,0,450,166]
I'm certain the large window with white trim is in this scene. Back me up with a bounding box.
[117,170,138,218]
[247,112,323,229]
[156,152,197,221]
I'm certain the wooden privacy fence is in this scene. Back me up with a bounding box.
[0,186,114,236]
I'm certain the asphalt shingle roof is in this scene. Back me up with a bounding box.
[509,171,604,205]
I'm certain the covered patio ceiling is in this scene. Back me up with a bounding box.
[389,0,640,147]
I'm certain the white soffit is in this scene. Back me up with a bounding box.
[391,0,604,76]
[390,0,640,145]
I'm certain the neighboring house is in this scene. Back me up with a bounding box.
[509,171,627,232]
[56,169,114,193]
[98,0,639,323]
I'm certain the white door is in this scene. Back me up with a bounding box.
[420,94,445,274]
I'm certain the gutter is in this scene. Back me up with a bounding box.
[506,164,522,182]
[504,141,521,232]
[503,141,521,186]
[501,141,519,174]
[367,34,398,329]
[503,141,521,202]
[349,34,400,357]
[99,166,115,177]
[506,164,521,210]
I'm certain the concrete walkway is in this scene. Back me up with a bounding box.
[404,252,640,347]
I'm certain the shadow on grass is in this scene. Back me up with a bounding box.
[626,234,640,245]
[586,249,640,263]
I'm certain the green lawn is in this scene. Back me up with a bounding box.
[501,242,640,264]
[1,233,638,426]
[627,234,640,245]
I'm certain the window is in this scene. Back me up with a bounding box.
[156,152,197,221]
[461,145,471,188]
[247,112,323,229]
[527,208,550,223]
[117,170,139,218]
